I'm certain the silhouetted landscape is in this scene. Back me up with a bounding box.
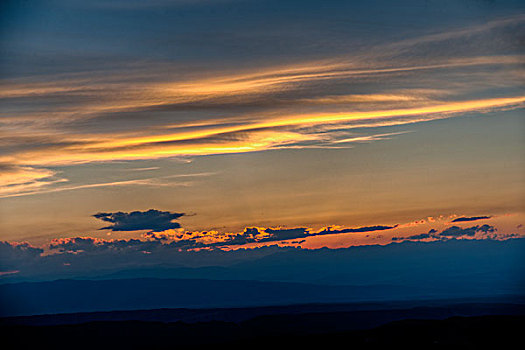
[1,311,522,348]
[1,239,523,347]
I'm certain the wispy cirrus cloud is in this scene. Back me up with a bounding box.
[0,164,68,198]
[27,218,524,255]
[1,15,524,197]
[0,173,212,199]
[3,97,523,168]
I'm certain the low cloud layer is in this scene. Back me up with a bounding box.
[13,222,517,257]
[145,224,399,248]
[1,209,521,282]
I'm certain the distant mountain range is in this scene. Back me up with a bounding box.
[3,238,524,288]
[1,277,524,317]
[93,239,525,289]
[0,278,441,317]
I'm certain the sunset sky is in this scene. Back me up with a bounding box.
[1,0,524,259]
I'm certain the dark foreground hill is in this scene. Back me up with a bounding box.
[1,314,523,348]
[2,299,524,326]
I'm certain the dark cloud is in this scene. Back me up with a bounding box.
[451,216,492,223]
[318,225,398,235]
[49,237,158,253]
[392,229,437,241]
[172,227,311,248]
[393,225,498,241]
[290,239,306,244]
[261,228,309,242]
[210,225,396,247]
[404,233,433,240]
[439,224,495,237]
[93,209,185,232]
[144,223,397,249]
[0,241,44,270]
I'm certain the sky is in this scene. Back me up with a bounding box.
[0,0,524,268]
